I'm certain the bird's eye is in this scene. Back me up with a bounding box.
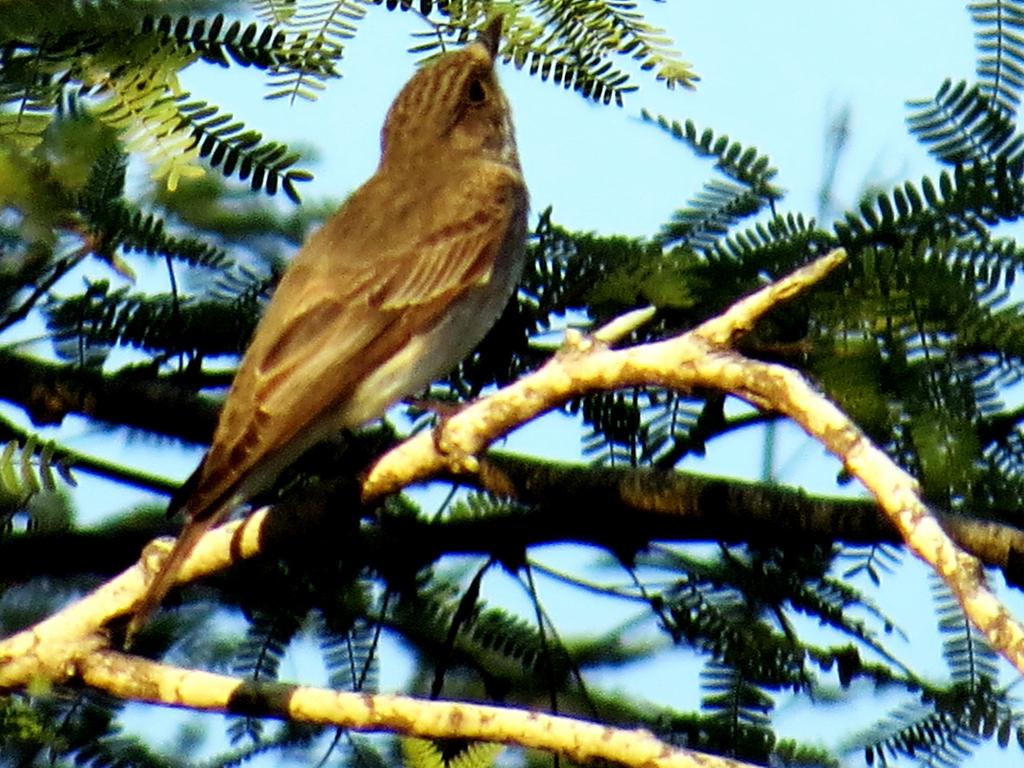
[467,77,487,104]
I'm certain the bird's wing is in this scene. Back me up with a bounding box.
[183,162,527,521]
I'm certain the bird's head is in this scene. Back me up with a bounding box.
[380,16,519,169]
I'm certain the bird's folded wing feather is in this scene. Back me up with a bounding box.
[181,163,527,522]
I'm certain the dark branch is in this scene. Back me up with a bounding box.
[4,451,1023,586]
[0,349,219,445]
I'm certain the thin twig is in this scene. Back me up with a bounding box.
[0,246,89,333]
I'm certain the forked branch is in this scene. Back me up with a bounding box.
[5,247,1020,768]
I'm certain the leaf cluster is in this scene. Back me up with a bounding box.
[395,0,697,106]
[8,4,1024,768]
[0,1,315,198]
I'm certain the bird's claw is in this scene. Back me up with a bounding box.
[432,414,480,474]
[138,537,174,578]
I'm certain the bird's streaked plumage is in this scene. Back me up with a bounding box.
[128,19,527,637]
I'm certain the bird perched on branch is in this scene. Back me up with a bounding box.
[128,16,528,638]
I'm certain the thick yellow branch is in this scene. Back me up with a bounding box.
[76,650,757,768]
[5,246,1022,764]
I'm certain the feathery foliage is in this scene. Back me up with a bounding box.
[400,0,697,105]
[402,737,503,768]
[970,1,1024,115]
[0,2,314,196]
[0,434,75,530]
[7,5,1024,768]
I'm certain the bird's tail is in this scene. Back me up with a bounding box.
[125,509,219,645]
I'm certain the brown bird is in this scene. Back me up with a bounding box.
[128,17,527,637]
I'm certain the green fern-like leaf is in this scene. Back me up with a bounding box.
[786,573,905,666]
[859,705,980,768]
[44,280,259,361]
[523,0,697,91]
[643,549,817,689]
[86,36,204,191]
[773,739,841,768]
[177,97,313,202]
[235,605,307,681]
[648,392,724,467]
[402,737,503,768]
[832,164,1024,253]
[391,580,574,687]
[253,0,301,25]
[315,610,381,692]
[659,179,768,250]
[144,12,289,70]
[504,39,636,106]
[907,79,1024,166]
[969,1,1024,115]
[10,17,319,198]
[931,575,1000,686]
[579,389,643,466]
[806,215,1024,517]
[850,682,1024,768]
[211,262,278,307]
[640,112,784,249]
[839,544,902,587]
[576,387,707,467]
[228,604,309,745]
[20,688,129,768]
[526,212,703,319]
[698,660,777,762]
[445,491,527,521]
[708,213,825,274]
[0,46,59,150]
[72,730,172,768]
[0,435,76,522]
[211,722,323,767]
[0,696,53,755]
[641,111,782,194]
[97,202,232,268]
[0,0,166,39]
[77,148,232,269]
[701,658,773,727]
[398,0,697,105]
[264,0,365,102]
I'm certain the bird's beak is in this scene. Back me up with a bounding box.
[478,15,503,59]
